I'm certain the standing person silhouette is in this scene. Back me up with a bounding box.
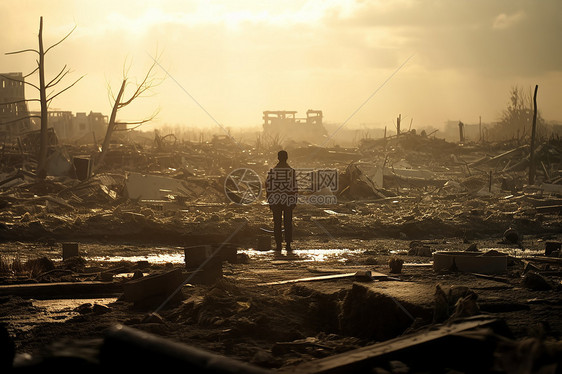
[266,150,298,255]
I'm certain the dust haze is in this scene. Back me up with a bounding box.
[1,1,562,373]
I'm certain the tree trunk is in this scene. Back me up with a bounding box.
[96,79,126,170]
[37,16,48,179]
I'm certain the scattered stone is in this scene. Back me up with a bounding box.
[62,256,87,272]
[132,270,144,280]
[388,257,404,274]
[75,303,93,314]
[503,227,520,244]
[389,360,410,374]
[522,272,552,291]
[250,349,281,368]
[92,304,111,315]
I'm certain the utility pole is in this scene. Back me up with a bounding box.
[529,85,538,185]
[479,116,482,143]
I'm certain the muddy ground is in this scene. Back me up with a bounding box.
[1,203,561,372]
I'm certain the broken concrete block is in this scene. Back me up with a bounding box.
[408,241,433,257]
[72,156,93,181]
[388,257,403,274]
[123,268,186,308]
[184,244,237,267]
[339,283,417,341]
[185,259,223,285]
[62,242,79,260]
[433,251,507,274]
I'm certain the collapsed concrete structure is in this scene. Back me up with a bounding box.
[262,110,328,144]
[0,72,33,137]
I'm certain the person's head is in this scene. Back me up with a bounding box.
[277,150,288,162]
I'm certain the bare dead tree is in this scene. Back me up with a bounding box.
[2,16,83,178]
[95,56,162,170]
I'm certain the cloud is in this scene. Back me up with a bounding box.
[493,11,526,30]
[321,0,562,76]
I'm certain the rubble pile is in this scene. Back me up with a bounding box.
[1,130,562,372]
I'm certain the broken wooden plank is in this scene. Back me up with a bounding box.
[535,205,562,214]
[525,256,562,265]
[0,281,122,299]
[469,145,529,167]
[469,273,510,284]
[257,270,382,286]
[278,316,504,374]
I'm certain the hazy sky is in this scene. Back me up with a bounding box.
[1,0,561,132]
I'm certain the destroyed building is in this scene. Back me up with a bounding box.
[262,109,328,145]
[0,72,33,137]
[30,110,108,142]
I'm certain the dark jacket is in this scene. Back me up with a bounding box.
[265,161,298,208]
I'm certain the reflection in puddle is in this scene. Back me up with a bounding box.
[85,248,361,264]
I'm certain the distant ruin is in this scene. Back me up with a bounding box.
[262,109,327,144]
[0,72,33,137]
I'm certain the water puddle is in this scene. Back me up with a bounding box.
[85,248,362,264]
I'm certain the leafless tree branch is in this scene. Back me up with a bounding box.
[44,24,77,55]
[5,48,39,55]
[46,64,69,88]
[46,75,85,103]
[119,61,160,107]
[23,67,40,79]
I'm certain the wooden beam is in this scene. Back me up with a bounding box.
[0,281,121,299]
[257,270,385,286]
[279,316,503,374]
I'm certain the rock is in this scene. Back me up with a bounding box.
[388,257,404,274]
[92,304,111,315]
[465,243,479,252]
[504,227,520,244]
[75,303,93,314]
[389,360,410,374]
[251,349,281,368]
[407,245,432,257]
[132,270,144,280]
[449,293,480,320]
[522,272,552,291]
[62,256,86,272]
